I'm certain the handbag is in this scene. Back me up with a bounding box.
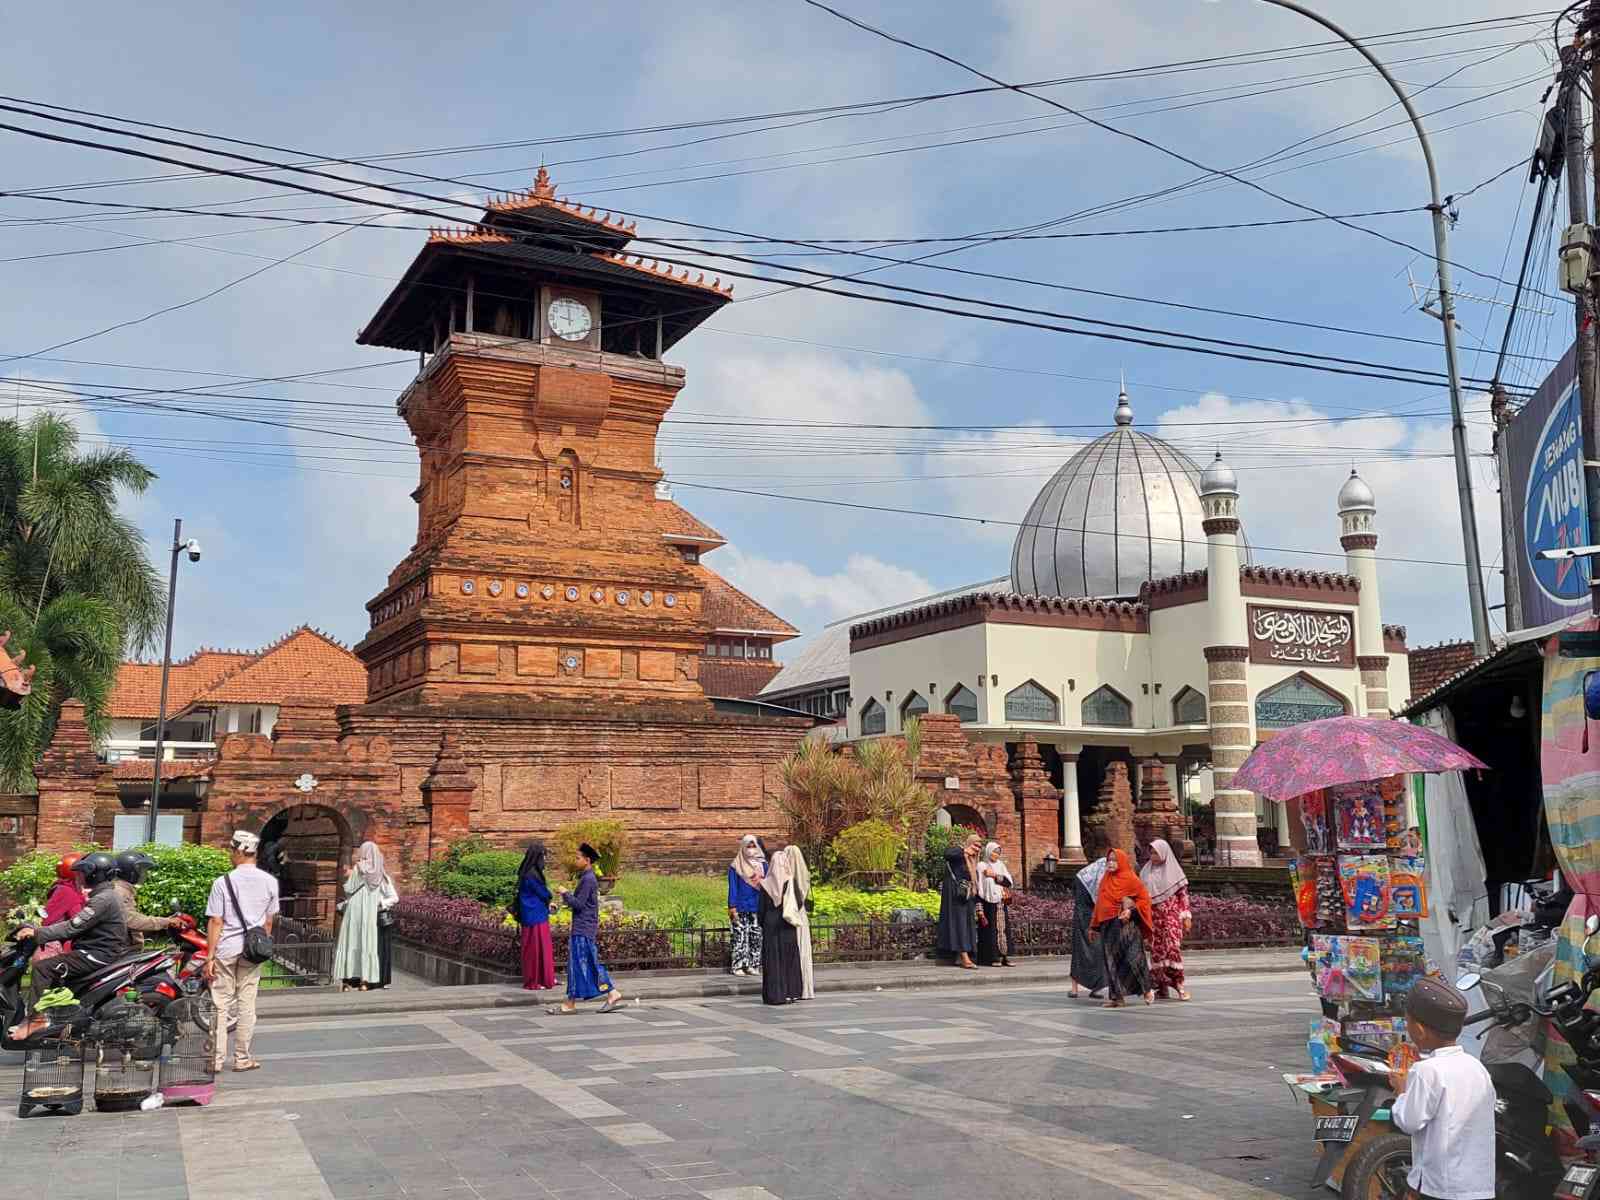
[222,872,275,965]
[947,860,973,903]
[377,908,396,929]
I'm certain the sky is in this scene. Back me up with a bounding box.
[0,1,1571,665]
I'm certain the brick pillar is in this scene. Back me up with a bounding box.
[1083,760,1135,861]
[35,700,106,852]
[1357,655,1391,719]
[1059,751,1086,864]
[421,731,475,858]
[1009,737,1061,879]
[1205,645,1260,866]
[1134,755,1192,861]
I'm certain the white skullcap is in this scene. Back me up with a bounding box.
[230,830,260,853]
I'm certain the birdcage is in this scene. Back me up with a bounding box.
[157,1020,216,1105]
[18,1041,86,1118]
[92,1044,157,1112]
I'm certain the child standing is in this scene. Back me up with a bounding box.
[554,842,625,1014]
[1390,977,1495,1200]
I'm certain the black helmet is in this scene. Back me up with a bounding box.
[114,850,155,885]
[72,852,118,888]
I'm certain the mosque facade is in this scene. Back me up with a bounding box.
[840,390,1408,869]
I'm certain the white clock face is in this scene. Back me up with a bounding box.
[547,297,593,342]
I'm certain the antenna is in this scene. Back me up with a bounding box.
[1404,264,1554,324]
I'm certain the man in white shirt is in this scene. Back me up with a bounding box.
[1390,977,1495,1200]
[204,830,279,1073]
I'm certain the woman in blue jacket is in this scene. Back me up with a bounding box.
[728,835,766,976]
[516,842,556,990]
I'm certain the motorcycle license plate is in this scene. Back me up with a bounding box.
[1314,1115,1360,1143]
[1558,1163,1600,1200]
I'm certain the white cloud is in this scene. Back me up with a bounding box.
[715,543,934,630]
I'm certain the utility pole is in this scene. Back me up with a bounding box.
[1562,37,1600,615]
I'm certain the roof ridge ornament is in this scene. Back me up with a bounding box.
[532,164,555,199]
[1113,377,1133,427]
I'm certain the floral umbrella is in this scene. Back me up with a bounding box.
[1231,715,1487,801]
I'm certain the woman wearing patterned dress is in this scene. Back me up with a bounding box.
[727,835,766,977]
[1140,838,1193,1001]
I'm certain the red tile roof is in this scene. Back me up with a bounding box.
[640,499,725,547]
[700,658,783,700]
[108,650,253,720]
[112,757,215,781]
[1405,640,1481,705]
[185,627,366,708]
[698,567,798,640]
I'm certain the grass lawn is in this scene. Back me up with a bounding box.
[609,872,729,928]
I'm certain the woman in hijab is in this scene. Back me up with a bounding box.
[727,834,766,977]
[782,845,815,999]
[759,845,804,1004]
[1068,852,1110,999]
[333,841,399,992]
[516,841,557,991]
[975,841,1015,967]
[1140,838,1193,1001]
[936,833,982,969]
[1088,848,1155,1008]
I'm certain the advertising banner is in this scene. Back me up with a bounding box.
[1505,343,1589,630]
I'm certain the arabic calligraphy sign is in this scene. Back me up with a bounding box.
[1247,605,1355,668]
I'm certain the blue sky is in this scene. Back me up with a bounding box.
[0,1,1564,662]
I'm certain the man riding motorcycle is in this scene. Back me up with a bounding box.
[111,850,183,951]
[4,851,128,1042]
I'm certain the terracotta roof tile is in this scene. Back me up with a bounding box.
[635,499,725,546]
[1406,640,1482,703]
[697,567,798,639]
[112,758,214,782]
[699,658,783,700]
[185,627,366,707]
[107,650,253,720]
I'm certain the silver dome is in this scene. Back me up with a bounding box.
[1337,468,1376,513]
[1010,394,1245,598]
[1200,451,1238,497]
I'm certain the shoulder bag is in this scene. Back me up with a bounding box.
[222,872,275,965]
[947,859,973,903]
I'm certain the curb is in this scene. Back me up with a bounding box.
[257,950,1302,1020]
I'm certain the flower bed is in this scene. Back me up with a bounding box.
[395,893,682,972]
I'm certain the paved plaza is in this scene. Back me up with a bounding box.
[0,970,1321,1200]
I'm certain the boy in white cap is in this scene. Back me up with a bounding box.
[204,830,279,1072]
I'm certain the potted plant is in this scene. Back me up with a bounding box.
[553,818,628,893]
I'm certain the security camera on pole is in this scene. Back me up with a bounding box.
[145,518,202,844]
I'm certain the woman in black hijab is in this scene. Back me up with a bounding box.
[516,842,557,991]
[936,833,981,969]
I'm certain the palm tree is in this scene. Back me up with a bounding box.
[0,413,162,789]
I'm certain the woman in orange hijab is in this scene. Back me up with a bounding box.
[1088,848,1155,1008]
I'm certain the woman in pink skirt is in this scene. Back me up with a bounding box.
[1139,838,1193,1001]
[516,841,557,990]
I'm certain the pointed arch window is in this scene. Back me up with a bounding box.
[945,684,978,724]
[1004,680,1059,723]
[899,691,929,724]
[1172,686,1207,726]
[1082,685,1133,728]
[1255,674,1347,730]
[860,698,886,736]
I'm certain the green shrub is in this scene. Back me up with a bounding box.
[810,883,940,923]
[551,818,627,881]
[0,842,230,929]
[421,835,493,892]
[920,821,958,889]
[832,819,904,874]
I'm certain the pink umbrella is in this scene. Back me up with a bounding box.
[1231,716,1487,801]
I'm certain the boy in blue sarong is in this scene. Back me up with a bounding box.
[554,842,625,1014]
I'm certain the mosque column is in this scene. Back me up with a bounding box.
[1199,451,1261,867]
[1060,751,1086,864]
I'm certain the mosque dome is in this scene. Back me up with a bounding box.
[1009,388,1247,598]
[1200,450,1238,497]
[1337,468,1376,513]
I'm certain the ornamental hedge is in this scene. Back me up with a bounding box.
[0,842,231,931]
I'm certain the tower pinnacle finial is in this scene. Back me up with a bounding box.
[1113,375,1133,427]
[532,165,555,199]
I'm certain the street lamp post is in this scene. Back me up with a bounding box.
[1258,0,1493,659]
[145,518,202,844]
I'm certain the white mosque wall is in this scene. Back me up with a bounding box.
[848,622,988,738]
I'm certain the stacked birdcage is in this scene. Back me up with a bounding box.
[88,998,162,1112]
[156,999,216,1104]
[18,1041,86,1118]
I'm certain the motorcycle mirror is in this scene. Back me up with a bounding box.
[1587,915,1600,937]
[169,899,181,914]
[1457,972,1482,991]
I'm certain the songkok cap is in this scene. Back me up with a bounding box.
[578,842,600,863]
[230,830,261,854]
[1407,977,1468,1038]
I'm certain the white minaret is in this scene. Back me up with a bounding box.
[1200,451,1259,866]
[1339,468,1390,716]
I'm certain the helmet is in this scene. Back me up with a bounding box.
[55,852,82,881]
[71,852,118,888]
[114,850,155,885]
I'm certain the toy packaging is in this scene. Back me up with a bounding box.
[1331,781,1387,851]
[1388,857,1429,919]
[1314,934,1383,1003]
[1380,776,1408,850]
[1313,856,1345,930]
[1344,1016,1406,1052]
[1381,936,1427,999]
[1308,1016,1341,1072]
[1299,791,1334,855]
[1290,858,1320,928]
[1339,855,1394,931]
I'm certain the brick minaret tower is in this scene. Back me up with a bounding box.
[353,170,736,704]
[1200,451,1260,866]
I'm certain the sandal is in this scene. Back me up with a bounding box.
[545,1005,580,1015]
[233,1058,261,1072]
[1101,1000,1123,1009]
[1177,989,1193,1002]
[599,994,625,1013]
